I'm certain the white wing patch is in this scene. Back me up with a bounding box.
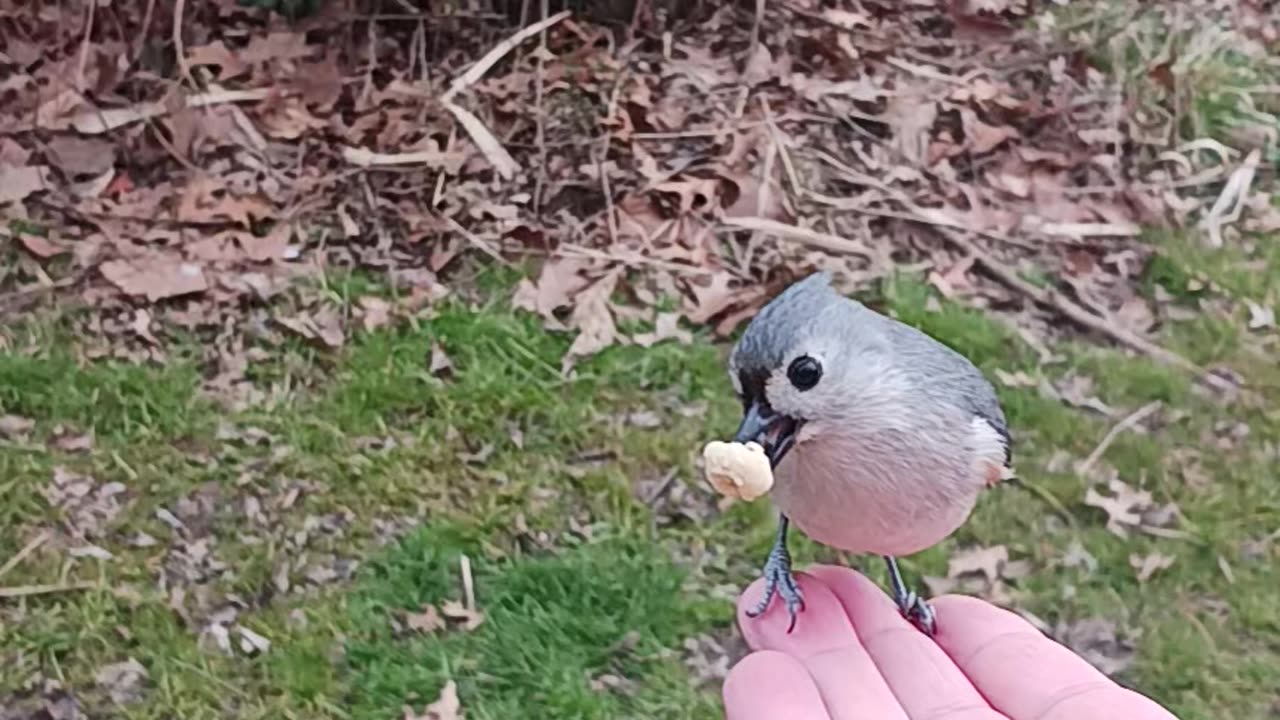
[970,415,1013,486]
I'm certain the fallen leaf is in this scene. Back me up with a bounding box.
[1245,300,1274,330]
[440,599,485,631]
[0,164,53,204]
[511,256,591,324]
[359,296,392,331]
[45,135,116,176]
[1053,618,1134,677]
[95,658,149,705]
[235,625,271,655]
[52,430,93,453]
[563,270,622,369]
[947,544,1008,583]
[0,415,35,437]
[405,604,445,634]
[100,259,209,302]
[1084,478,1153,537]
[1130,552,1175,583]
[402,680,461,720]
[429,343,454,377]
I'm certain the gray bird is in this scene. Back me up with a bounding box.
[728,271,1012,634]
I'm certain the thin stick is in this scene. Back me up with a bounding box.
[460,555,476,611]
[0,582,95,599]
[173,0,195,89]
[1078,401,1162,476]
[533,0,550,215]
[937,229,1239,394]
[0,530,50,580]
[442,10,571,103]
[720,217,875,259]
[75,0,97,92]
[443,216,512,266]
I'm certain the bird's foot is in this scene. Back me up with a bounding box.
[893,588,937,636]
[745,541,805,632]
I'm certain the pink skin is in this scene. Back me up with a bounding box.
[723,566,1181,720]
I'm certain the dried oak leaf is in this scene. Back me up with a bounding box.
[94,658,149,705]
[405,605,446,634]
[1130,552,1175,583]
[1083,478,1152,537]
[46,136,115,177]
[947,544,1009,583]
[0,164,53,204]
[562,270,622,369]
[100,258,208,302]
[0,414,35,437]
[402,680,461,720]
[440,599,485,632]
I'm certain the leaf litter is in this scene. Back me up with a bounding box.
[0,0,1271,392]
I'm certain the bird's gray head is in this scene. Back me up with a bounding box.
[728,272,897,467]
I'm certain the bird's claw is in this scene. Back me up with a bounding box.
[746,542,805,632]
[894,589,937,636]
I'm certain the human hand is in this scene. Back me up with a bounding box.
[723,565,1179,720]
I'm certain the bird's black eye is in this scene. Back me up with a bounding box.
[787,356,822,391]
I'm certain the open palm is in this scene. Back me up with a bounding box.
[723,565,1179,720]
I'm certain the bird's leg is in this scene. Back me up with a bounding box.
[885,556,936,635]
[746,515,805,632]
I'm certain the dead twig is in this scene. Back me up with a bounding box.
[938,228,1239,394]
[0,582,96,599]
[1078,401,1162,476]
[720,217,875,259]
[0,530,50,580]
[442,10,571,103]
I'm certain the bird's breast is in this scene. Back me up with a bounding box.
[770,426,985,556]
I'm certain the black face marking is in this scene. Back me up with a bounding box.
[737,366,771,413]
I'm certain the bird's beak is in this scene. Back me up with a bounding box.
[734,400,801,469]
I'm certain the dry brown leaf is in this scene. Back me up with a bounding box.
[440,599,485,631]
[95,658,149,705]
[405,604,446,634]
[359,296,392,331]
[947,544,1008,583]
[512,257,591,325]
[402,680,461,720]
[1084,478,1152,537]
[277,308,345,349]
[178,177,274,228]
[0,415,35,437]
[45,135,116,177]
[961,110,1020,155]
[17,233,68,259]
[429,343,454,377]
[100,259,209,302]
[1130,552,1175,583]
[563,270,622,369]
[0,164,53,204]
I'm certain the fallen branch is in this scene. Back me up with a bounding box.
[938,229,1239,394]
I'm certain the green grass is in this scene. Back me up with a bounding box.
[2,255,1278,718]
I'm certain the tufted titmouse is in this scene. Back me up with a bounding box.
[728,272,1012,634]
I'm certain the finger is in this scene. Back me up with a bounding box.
[807,565,1008,720]
[738,571,909,720]
[723,650,831,720]
[931,595,1179,720]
